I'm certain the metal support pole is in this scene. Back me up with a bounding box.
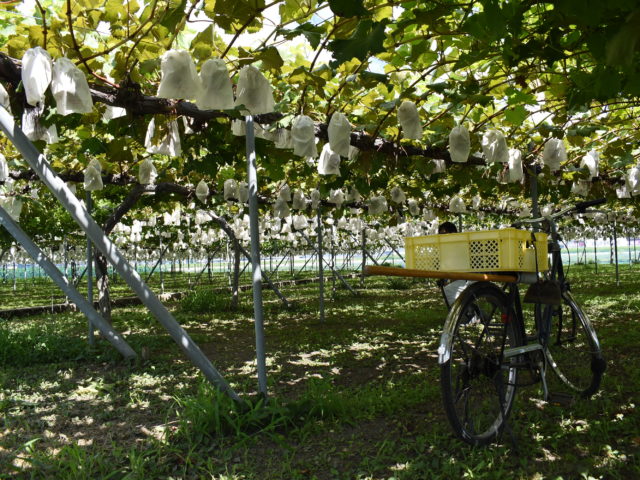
[613,219,620,286]
[594,237,598,274]
[245,116,267,397]
[86,191,95,346]
[530,165,540,219]
[301,231,357,295]
[0,107,238,401]
[361,229,366,287]
[0,206,136,359]
[317,207,325,322]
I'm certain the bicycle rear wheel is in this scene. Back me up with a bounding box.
[440,282,522,446]
[545,291,605,397]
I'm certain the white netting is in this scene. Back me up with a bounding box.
[234,65,275,114]
[481,130,509,163]
[449,125,470,163]
[22,47,52,106]
[157,50,201,100]
[327,112,351,157]
[51,58,93,115]
[397,101,422,139]
[196,58,234,110]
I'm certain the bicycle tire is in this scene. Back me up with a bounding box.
[440,282,522,446]
[544,291,605,397]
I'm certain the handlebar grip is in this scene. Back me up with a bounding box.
[575,198,606,212]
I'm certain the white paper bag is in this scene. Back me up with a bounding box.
[542,138,566,172]
[51,58,93,115]
[627,166,640,195]
[145,118,182,157]
[471,195,481,210]
[292,190,306,210]
[84,159,103,191]
[275,128,293,149]
[292,214,308,231]
[273,196,290,218]
[197,58,234,110]
[224,179,238,201]
[231,119,246,136]
[449,195,466,213]
[318,143,341,175]
[310,189,321,209]
[408,199,420,216]
[449,125,470,163]
[580,150,599,179]
[0,153,8,181]
[103,105,126,121]
[328,112,351,157]
[508,148,524,182]
[368,196,387,215]
[139,159,157,185]
[398,101,422,139]
[0,196,22,221]
[482,130,509,163]
[346,186,361,203]
[390,186,406,204]
[21,108,57,143]
[571,180,589,197]
[157,50,201,100]
[195,179,209,203]
[328,188,345,208]
[432,159,446,173]
[22,47,52,106]
[238,181,249,203]
[292,115,317,158]
[234,65,275,115]
[0,83,11,113]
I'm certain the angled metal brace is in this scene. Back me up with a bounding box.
[0,205,136,359]
[0,107,239,401]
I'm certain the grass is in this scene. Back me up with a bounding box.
[0,264,638,478]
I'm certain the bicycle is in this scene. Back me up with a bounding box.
[438,199,607,446]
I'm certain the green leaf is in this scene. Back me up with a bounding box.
[328,19,389,68]
[278,22,324,49]
[255,46,284,72]
[504,105,528,125]
[327,0,368,18]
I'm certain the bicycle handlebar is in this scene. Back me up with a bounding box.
[512,198,606,227]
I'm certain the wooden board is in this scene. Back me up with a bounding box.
[364,265,518,283]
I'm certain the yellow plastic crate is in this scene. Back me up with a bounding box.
[405,228,548,273]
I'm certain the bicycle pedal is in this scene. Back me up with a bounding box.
[547,392,574,407]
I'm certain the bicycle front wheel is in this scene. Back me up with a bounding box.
[440,282,522,446]
[545,291,605,397]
